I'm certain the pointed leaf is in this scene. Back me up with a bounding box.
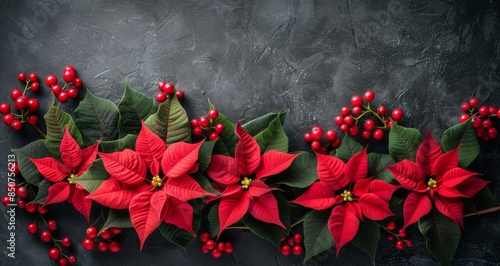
[402,192,432,228]
[71,188,92,222]
[60,127,82,170]
[198,140,216,173]
[162,141,203,179]
[316,152,347,190]
[102,209,133,229]
[248,192,285,228]
[45,182,71,205]
[441,120,479,168]
[254,151,298,179]
[87,178,139,209]
[387,160,427,193]
[344,147,368,182]
[29,157,69,183]
[388,123,422,162]
[359,193,394,220]
[328,204,360,256]
[78,143,99,175]
[253,113,289,153]
[73,159,110,193]
[234,122,261,176]
[433,194,464,228]
[416,129,443,176]
[218,189,250,236]
[441,168,489,198]
[289,182,336,210]
[130,191,163,250]
[242,110,287,136]
[206,155,239,185]
[44,106,83,159]
[118,81,157,137]
[136,122,166,166]
[159,214,201,250]
[163,197,195,235]
[267,151,318,188]
[369,179,399,202]
[207,203,220,238]
[164,174,212,201]
[303,210,334,262]
[75,90,119,146]
[351,219,380,264]
[12,140,51,186]
[100,134,137,152]
[336,135,364,162]
[418,209,461,266]
[99,149,146,186]
[32,180,51,204]
[433,148,459,179]
[368,153,395,183]
[247,179,275,197]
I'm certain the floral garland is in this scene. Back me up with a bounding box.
[2,67,499,265]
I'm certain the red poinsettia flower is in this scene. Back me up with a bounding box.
[290,147,399,256]
[206,122,299,237]
[30,126,98,222]
[387,130,490,229]
[88,122,213,249]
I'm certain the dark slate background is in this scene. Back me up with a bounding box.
[1,0,499,265]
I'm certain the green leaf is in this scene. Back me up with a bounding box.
[44,106,83,159]
[464,187,500,214]
[144,90,191,145]
[99,134,138,152]
[441,120,479,168]
[368,153,395,183]
[243,191,290,247]
[32,180,51,204]
[192,173,219,195]
[11,139,52,186]
[267,152,318,188]
[118,81,157,137]
[303,210,334,262]
[418,209,461,266]
[73,159,109,193]
[75,90,120,146]
[207,203,220,238]
[159,215,201,250]
[208,101,238,156]
[351,219,380,265]
[388,123,422,162]
[336,135,364,162]
[242,110,288,136]
[254,113,289,153]
[102,209,133,229]
[198,140,216,173]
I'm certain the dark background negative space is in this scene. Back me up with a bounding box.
[1,0,500,265]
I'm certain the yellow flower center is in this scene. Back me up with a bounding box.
[341,190,353,202]
[151,175,162,187]
[68,173,78,185]
[241,176,252,190]
[427,178,437,191]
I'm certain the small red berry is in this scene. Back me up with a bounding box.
[459,114,470,123]
[18,72,27,82]
[471,116,482,129]
[387,234,395,241]
[377,105,387,116]
[64,65,75,72]
[63,70,76,83]
[86,226,98,239]
[30,81,40,92]
[331,138,342,149]
[325,129,337,142]
[17,199,26,209]
[10,89,23,101]
[211,248,222,258]
[16,186,29,198]
[51,84,63,95]
[176,90,185,100]
[310,140,321,151]
[215,123,225,134]
[45,74,58,87]
[109,240,121,253]
[3,114,15,126]
[47,220,58,231]
[27,223,38,234]
[158,81,166,91]
[460,102,471,112]
[208,109,219,120]
[199,116,210,128]
[482,119,492,130]
[67,88,79,99]
[217,242,226,251]
[62,237,72,247]
[200,232,210,243]
[497,109,500,118]
[339,124,349,133]
[68,255,76,264]
[57,91,70,103]
[57,258,68,266]
[156,92,167,102]
[348,125,359,136]
[25,202,38,213]
[364,119,376,131]
[293,233,303,243]
[73,78,83,88]
[387,221,396,231]
[14,95,28,110]
[398,229,407,238]
[40,230,53,242]
[363,90,375,102]
[488,128,498,139]
[163,83,175,94]
[224,242,234,253]
[373,129,384,140]
[48,247,61,260]
[190,118,200,128]
[193,126,203,137]
[98,241,108,252]
[406,239,413,248]
[205,239,216,250]
[37,204,48,215]
[201,244,210,254]
[319,146,328,154]
[82,238,95,251]
[100,228,112,239]
[27,98,40,112]
[343,115,355,126]
[489,106,497,115]
[334,115,344,126]
[391,108,404,121]
[303,132,313,143]
[478,105,490,117]
[311,126,323,141]
[351,95,363,107]
[361,130,371,139]
[287,238,295,247]
[468,98,478,107]
[292,245,303,255]
[341,106,350,116]
[280,244,291,256]
[11,120,23,131]
[351,106,362,116]
[396,240,405,250]
[110,227,122,235]
[209,131,219,141]
[29,73,38,82]
[0,103,11,115]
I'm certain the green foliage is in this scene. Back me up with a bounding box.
[441,120,479,168]
[118,81,156,137]
[388,123,422,162]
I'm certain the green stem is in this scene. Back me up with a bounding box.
[31,124,46,139]
[290,219,304,228]
[226,225,250,230]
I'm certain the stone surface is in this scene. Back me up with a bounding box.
[0,0,499,265]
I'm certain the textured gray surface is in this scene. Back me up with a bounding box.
[0,0,499,265]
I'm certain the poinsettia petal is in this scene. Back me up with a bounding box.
[387,160,427,193]
[218,189,251,237]
[45,182,71,205]
[344,147,369,182]
[289,182,336,210]
[150,158,161,177]
[99,149,146,186]
[29,157,69,183]
[162,141,203,179]
[353,178,371,197]
[359,193,394,220]
[234,122,261,176]
[254,151,299,179]
[433,147,459,179]
[416,129,443,176]
[130,191,163,250]
[206,155,240,185]
[164,174,213,201]
[78,143,99,175]
[221,184,242,197]
[328,204,360,257]
[349,202,363,220]
[369,179,400,201]
[248,192,285,228]
[441,168,490,198]
[71,188,92,222]
[60,126,82,171]
[87,178,140,209]
[163,197,195,235]
[136,121,167,167]
[247,179,275,198]
[433,194,464,229]
[315,152,348,190]
[402,192,432,228]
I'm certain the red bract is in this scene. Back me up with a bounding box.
[88,122,212,249]
[29,126,98,221]
[387,129,490,229]
[206,122,299,237]
[290,147,399,256]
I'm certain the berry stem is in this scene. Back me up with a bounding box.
[31,124,47,139]
[226,225,250,230]
[463,206,500,217]
[290,219,304,228]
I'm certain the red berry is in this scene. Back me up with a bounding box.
[497,109,500,118]
[27,223,38,234]
[201,245,210,254]
[48,247,61,260]
[488,128,498,139]
[109,240,121,253]
[280,244,291,256]
[205,239,216,250]
[68,255,76,264]
[215,123,225,134]
[14,95,28,110]
[193,126,203,137]
[351,95,363,107]
[156,92,167,102]
[27,98,40,112]
[63,70,76,83]
[100,228,112,239]
[25,203,38,213]
[396,240,405,250]
[459,113,470,123]
[361,130,371,139]
[163,83,175,94]
[37,205,48,215]
[17,199,26,209]
[319,146,328,154]
[158,81,166,91]
[82,238,95,251]
[64,65,75,72]
[460,102,470,112]
[489,106,497,116]
[332,138,342,149]
[478,105,490,117]
[292,245,303,255]
[10,89,23,101]
[363,90,375,102]
[339,124,349,133]
[287,238,295,247]
[468,98,478,107]
[373,129,384,140]
[211,248,222,258]
[387,234,395,241]
[398,229,407,238]
[387,221,396,231]
[86,226,98,239]
[364,119,376,131]
[3,114,15,126]
[45,74,58,87]
[310,140,321,151]
[311,126,323,141]
[62,237,72,247]
[110,227,122,235]
[343,115,355,126]
[11,120,23,131]
[482,119,492,130]
[200,232,210,243]
[293,233,303,243]
[29,73,38,82]
[325,129,337,142]
[199,116,210,128]
[73,78,82,88]
[57,258,68,266]
[406,239,413,248]
[391,108,404,121]
[190,118,200,128]
[30,81,40,92]
[377,105,387,116]
[348,125,359,136]
[51,84,63,95]
[334,115,344,126]
[209,131,219,141]
[341,106,350,116]
[57,91,70,103]
[67,88,79,99]
[2,196,11,206]
[40,230,52,242]
[176,90,185,100]
[98,241,108,252]
[47,220,58,231]
[303,132,313,143]
[471,116,482,129]
[18,72,27,82]
[217,242,226,251]
[16,186,28,198]
[224,242,234,253]
[208,109,219,120]
[0,103,11,115]
[351,106,362,116]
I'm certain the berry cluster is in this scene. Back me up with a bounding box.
[155,81,185,102]
[385,221,413,250]
[46,66,83,103]
[1,72,41,131]
[82,225,123,253]
[190,109,225,140]
[280,233,303,256]
[303,125,341,154]
[459,97,499,141]
[199,232,234,258]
